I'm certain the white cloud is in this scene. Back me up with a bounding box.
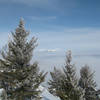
[29,16,56,21]
[34,27,100,55]
[0,0,77,11]
[38,48,61,53]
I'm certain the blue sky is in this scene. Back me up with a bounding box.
[0,0,100,54]
[0,0,100,86]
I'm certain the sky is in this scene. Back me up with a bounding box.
[0,0,100,54]
[0,0,100,87]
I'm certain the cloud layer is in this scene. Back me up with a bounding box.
[28,16,56,21]
[38,48,61,53]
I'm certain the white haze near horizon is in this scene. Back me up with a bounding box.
[33,51,100,89]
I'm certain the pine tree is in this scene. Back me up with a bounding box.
[0,19,46,100]
[48,51,85,100]
[48,67,66,100]
[79,65,99,100]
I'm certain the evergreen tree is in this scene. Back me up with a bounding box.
[48,67,65,99]
[48,51,85,100]
[0,19,46,100]
[79,65,99,100]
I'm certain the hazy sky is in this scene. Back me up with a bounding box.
[0,0,100,54]
[0,0,100,87]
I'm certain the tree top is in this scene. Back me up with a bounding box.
[19,18,24,28]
